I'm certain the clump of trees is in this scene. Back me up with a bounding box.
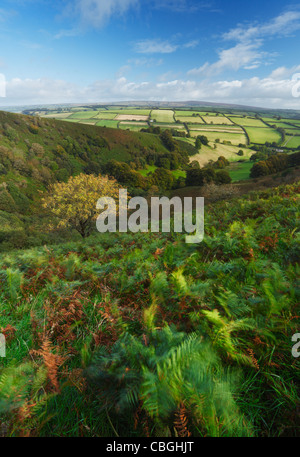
[185,155,232,187]
[186,167,231,187]
[195,135,209,149]
[103,160,147,190]
[250,151,300,178]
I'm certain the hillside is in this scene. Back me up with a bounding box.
[0,110,196,250]
[0,182,299,437]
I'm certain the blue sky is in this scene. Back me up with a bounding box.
[0,0,300,108]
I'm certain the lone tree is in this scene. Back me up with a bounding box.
[42,173,121,238]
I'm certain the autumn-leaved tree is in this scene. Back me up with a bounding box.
[42,173,120,238]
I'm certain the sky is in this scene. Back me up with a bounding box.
[0,0,300,109]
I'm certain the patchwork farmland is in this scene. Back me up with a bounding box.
[36,105,300,182]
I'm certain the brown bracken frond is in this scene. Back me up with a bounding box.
[247,348,260,370]
[174,403,191,437]
[31,337,66,392]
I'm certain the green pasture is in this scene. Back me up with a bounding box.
[284,135,300,148]
[190,130,247,145]
[151,109,175,123]
[95,120,120,128]
[191,143,253,167]
[283,128,300,135]
[119,122,148,131]
[188,124,243,132]
[69,110,99,119]
[175,116,204,124]
[61,118,80,123]
[202,115,233,125]
[230,117,267,127]
[138,165,185,179]
[228,161,253,182]
[174,110,203,116]
[245,126,282,144]
[94,112,117,119]
[42,112,73,119]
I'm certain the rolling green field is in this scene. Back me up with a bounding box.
[80,120,98,125]
[42,112,73,119]
[190,143,253,167]
[190,129,247,145]
[119,122,148,131]
[111,108,151,116]
[261,117,282,123]
[229,117,267,127]
[61,118,80,123]
[36,106,300,169]
[283,128,300,135]
[188,124,243,132]
[94,112,117,119]
[175,115,204,123]
[69,110,99,119]
[265,121,294,128]
[245,126,282,144]
[228,161,253,181]
[284,135,300,148]
[151,109,175,123]
[174,110,203,116]
[95,120,120,128]
[202,115,233,125]
[138,165,186,179]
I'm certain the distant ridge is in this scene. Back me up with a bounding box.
[1,100,300,116]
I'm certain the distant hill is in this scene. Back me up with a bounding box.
[1,100,299,119]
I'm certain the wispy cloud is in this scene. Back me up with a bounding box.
[128,57,164,67]
[134,39,178,54]
[151,0,221,14]
[183,40,199,49]
[134,38,199,54]
[54,0,140,34]
[70,0,138,28]
[188,9,300,76]
[188,41,273,76]
[54,28,80,40]
[224,10,300,42]
[53,0,138,38]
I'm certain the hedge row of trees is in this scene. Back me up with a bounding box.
[186,156,232,187]
[250,151,300,178]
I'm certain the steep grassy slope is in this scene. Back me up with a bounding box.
[0,110,195,250]
[0,182,299,437]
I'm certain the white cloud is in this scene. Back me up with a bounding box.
[183,40,199,49]
[224,10,300,42]
[188,42,267,75]
[152,0,220,13]
[54,29,79,40]
[128,57,164,67]
[188,10,300,76]
[2,66,300,109]
[269,65,300,80]
[134,38,199,54]
[134,39,179,54]
[65,0,138,28]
